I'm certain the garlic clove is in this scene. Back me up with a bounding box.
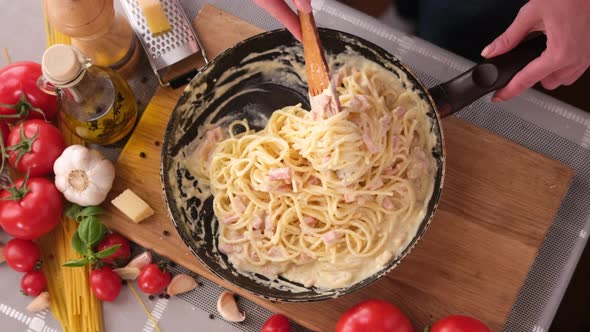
[0,243,5,264]
[114,267,141,280]
[27,292,50,313]
[167,274,198,296]
[126,251,152,270]
[217,291,245,322]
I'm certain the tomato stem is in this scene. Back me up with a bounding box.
[6,124,39,168]
[1,169,30,201]
[157,261,168,272]
[0,89,48,122]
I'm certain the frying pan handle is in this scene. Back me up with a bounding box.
[428,34,547,118]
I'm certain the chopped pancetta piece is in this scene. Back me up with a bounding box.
[322,231,343,245]
[269,167,292,181]
[344,192,356,203]
[347,95,371,112]
[218,243,242,254]
[310,90,339,120]
[380,115,391,130]
[275,184,292,193]
[392,135,401,152]
[350,115,363,127]
[296,252,314,264]
[252,214,265,230]
[264,214,275,233]
[382,197,394,210]
[356,195,367,205]
[221,214,239,225]
[267,247,284,258]
[302,216,317,227]
[231,196,246,213]
[363,133,379,153]
[369,177,384,190]
[194,127,225,162]
[407,148,429,179]
[308,176,321,186]
[394,106,407,117]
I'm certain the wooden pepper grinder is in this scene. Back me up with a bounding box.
[43,0,140,76]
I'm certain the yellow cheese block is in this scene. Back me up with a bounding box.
[138,0,171,35]
[111,189,155,223]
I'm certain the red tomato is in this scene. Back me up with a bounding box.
[138,264,171,294]
[430,316,490,332]
[0,121,7,145]
[6,120,66,177]
[97,233,131,266]
[335,299,414,332]
[21,271,47,296]
[4,239,41,272]
[261,314,291,332]
[90,267,122,302]
[0,176,63,240]
[0,62,58,123]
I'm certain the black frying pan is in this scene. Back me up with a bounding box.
[161,28,545,302]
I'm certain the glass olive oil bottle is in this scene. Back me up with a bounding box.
[39,44,137,145]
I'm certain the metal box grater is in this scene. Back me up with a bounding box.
[119,0,208,86]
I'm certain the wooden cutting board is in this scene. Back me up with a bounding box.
[98,5,573,331]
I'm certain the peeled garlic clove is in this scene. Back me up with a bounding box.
[114,267,141,280]
[217,291,245,322]
[167,274,198,296]
[0,243,5,264]
[27,292,50,312]
[126,251,152,270]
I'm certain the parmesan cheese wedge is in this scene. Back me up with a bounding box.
[138,0,171,35]
[111,189,155,223]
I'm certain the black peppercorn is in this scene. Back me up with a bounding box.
[163,230,170,236]
[139,152,146,158]
[148,295,155,300]
[208,314,215,320]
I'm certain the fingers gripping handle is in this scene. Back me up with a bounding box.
[428,34,547,118]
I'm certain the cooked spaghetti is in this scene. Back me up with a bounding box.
[191,58,436,289]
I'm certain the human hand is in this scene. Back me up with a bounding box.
[481,0,590,102]
[254,0,312,41]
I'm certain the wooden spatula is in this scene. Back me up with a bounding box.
[298,11,341,113]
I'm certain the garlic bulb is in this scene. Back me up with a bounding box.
[53,145,115,206]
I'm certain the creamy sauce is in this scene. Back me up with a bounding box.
[169,41,439,294]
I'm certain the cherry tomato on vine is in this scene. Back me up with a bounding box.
[261,314,291,332]
[21,271,47,296]
[4,238,41,272]
[429,315,490,332]
[90,267,122,302]
[97,233,131,267]
[138,264,171,295]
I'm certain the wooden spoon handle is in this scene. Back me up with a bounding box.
[298,10,331,96]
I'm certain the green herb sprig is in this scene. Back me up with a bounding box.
[63,204,120,267]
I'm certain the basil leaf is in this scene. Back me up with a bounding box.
[95,244,121,259]
[78,217,107,248]
[65,204,83,221]
[78,206,104,218]
[63,258,90,267]
[71,232,85,255]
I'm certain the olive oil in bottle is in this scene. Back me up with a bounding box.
[39,44,138,145]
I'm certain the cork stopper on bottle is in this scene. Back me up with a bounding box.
[42,44,86,86]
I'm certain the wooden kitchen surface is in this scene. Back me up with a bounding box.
[58,5,573,331]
